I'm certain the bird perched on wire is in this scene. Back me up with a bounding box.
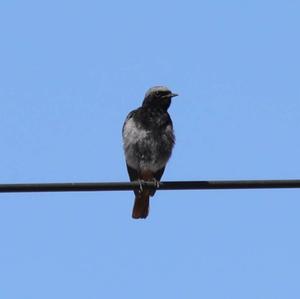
[122,86,177,219]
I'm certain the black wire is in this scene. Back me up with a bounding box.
[0,179,300,193]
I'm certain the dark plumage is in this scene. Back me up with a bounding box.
[122,86,177,219]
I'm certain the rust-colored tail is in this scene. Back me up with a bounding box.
[132,191,150,219]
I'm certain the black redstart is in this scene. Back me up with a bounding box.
[122,86,177,219]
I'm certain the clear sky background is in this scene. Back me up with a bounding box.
[0,1,299,298]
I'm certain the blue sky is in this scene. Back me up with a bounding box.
[0,1,300,298]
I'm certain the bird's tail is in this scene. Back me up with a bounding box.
[132,191,150,219]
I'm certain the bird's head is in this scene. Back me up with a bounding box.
[142,86,178,110]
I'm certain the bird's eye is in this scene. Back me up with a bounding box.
[155,91,160,97]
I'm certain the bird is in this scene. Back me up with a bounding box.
[122,86,177,219]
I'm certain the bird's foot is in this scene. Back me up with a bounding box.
[136,179,159,194]
[137,179,145,193]
[152,178,160,189]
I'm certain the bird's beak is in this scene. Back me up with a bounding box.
[163,93,178,99]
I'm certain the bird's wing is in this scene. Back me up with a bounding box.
[123,109,139,180]
[122,110,135,134]
[126,163,140,197]
[154,167,165,182]
[126,163,139,182]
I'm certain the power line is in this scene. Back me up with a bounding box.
[0,179,300,193]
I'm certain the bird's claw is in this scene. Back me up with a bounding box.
[138,179,145,193]
[136,179,159,193]
[152,178,160,189]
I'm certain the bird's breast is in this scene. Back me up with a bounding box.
[123,117,174,172]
